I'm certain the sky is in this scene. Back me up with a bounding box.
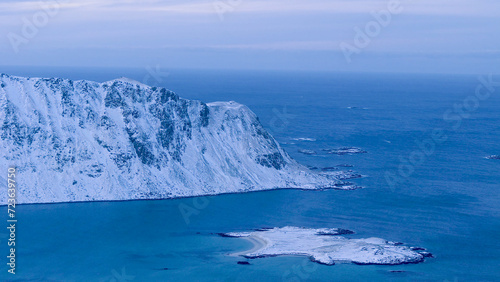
[0,0,499,74]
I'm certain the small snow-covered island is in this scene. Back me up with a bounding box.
[221,227,433,265]
[0,74,358,204]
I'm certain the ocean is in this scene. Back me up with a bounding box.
[1,67,499,281]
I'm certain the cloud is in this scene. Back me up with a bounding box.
[0,0,96,13]
[1,0,499,16]
[0,0,498,73]
[208,41,340,51]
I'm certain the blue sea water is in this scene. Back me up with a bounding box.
[1,67,499,281]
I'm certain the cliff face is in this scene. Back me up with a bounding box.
[0,75,348,204]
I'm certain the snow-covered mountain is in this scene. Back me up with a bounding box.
[0,74,355,204]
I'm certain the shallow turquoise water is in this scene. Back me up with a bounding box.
[0,68,499,281]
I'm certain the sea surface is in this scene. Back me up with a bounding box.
[1,67,499,281]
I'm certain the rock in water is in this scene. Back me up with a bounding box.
[322,147,367,155]
[0,74,357,204]
[298,149,317,155]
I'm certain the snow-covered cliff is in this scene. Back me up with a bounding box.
[0,74,354,204]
